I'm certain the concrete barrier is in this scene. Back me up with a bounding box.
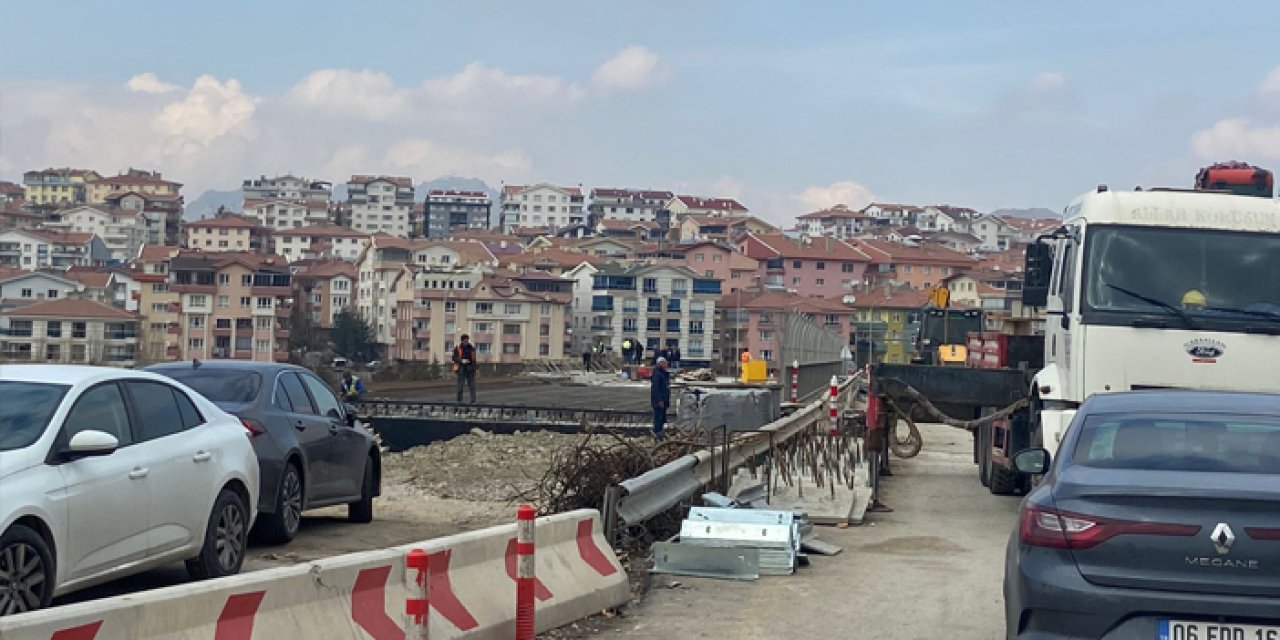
[0,509,629,640]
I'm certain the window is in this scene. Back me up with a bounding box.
[842,262,855,273]
[903,265,912,274]
[503,323,521,335]
[1073,414,1280,474]
[124,381,190,441]
[792,277,801,286]
[152,283,169,293]
[816,279,825,285]
[672,279,687,294]
[47,289,59,299]
[504,303,522,315]
[646,318,661,332]
[218,273,230,285]
[278,373,314,414]
[62,383,132,446]
[20,288,31,298]
[190,294,208,307]
[475,302,493,314]
[256,339,270,352]
[761,350,773,361]
[445,301,457,313]
[694,254,705,262]
[477,343,492,355]
[690,320,704,334]
[299,373,342,419]
[760,330,775,341]
[541,303,551,316]
[188,338,204,350]
[255,297,271,309]
[241,275,252,286]
[667,299,681,313]
[643,277,658,293]
[647,298,662,313]
[72,322,87,339]
[623,318,638,331]
[47,321,62,338]
[666,318,680,332]
[816,261,826,270]
[539,344,550,356]
[257,317,272,330]
[189,315,205,329]
[217,295,229,308]
[503,344,520,354]
[240,296,251,308]
[793,260,802,269]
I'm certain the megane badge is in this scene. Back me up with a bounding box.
[1211,523,1235,555]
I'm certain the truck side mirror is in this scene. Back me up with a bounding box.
[1022,242,1053,308]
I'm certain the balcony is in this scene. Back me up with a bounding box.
[234,349,253,359]
[274,350,289,363]
[165,345,181,358]
[275,304,292,318]
[692,280,722,295]
[414,327,430,339]
[167,324,182,335]
[213,327,232,337]
[251,285,292,297]
[275,328,291,340]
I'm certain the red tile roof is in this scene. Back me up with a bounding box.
[23,230,96,245]
[674,195,747,212]
[597,219,659,231]
[274,224,369,239]
[137,244,181,261]
[349,175,413,188]
[592,188,674,200]
[3,297,139,320]
[725,290,853,314]
[743,233,871,261]
[0,181,24,196]
[849,238,979,267]
[505,248,606,268]
[185,216,262,229]
[795,204,861,220]
[105,190,180,202]
[842,286,934,309]
[61,267,112,288]
[294,260,357,279]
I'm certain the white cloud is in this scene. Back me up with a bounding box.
[384,138,532,178]
[288,69,407,119]
[793,181,876,211]
[591,46,670,93]
[127,72,180,94]
[1029,71,1066,93]
[1191,117,1280,163]
[154,75,257,146]
[425,62,584,104]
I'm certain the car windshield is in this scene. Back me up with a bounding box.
[1072,412,1280,474]
[1083,225,1280,330]
[0,381,71,451]
[152,369,262,403]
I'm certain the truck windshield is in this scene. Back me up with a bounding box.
[1082,225,1280,331]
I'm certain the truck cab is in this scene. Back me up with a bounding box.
[1023,186,1280,458]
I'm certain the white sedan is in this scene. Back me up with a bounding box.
[0,365,260,615]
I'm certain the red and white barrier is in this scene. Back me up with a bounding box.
[789,360,799,404]
[514,505,536,640]
[828,374,839,435]
[0,509,628,640]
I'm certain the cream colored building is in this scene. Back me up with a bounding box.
[0,296,142,366]
[167,251,294,362]
[274,225,369,262]
[22,168,101,208]
[132,244,182,361]
[184,216,270,254]
[43,205,150,261]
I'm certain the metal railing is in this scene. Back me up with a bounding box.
[356,399,654,430]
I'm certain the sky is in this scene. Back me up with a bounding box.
[1,1,1278,225]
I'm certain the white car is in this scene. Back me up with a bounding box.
[0,365,260,615]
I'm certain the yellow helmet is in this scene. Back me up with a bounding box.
[1181,290,1206,307]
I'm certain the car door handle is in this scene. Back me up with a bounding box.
[128,467,149,480]
[192,451,213,463]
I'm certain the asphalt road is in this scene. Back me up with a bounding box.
[615,423,1022,639]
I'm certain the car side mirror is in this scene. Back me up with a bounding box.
[1013,448,1050,475]
[66,430,120,458]
[343,402,359,426]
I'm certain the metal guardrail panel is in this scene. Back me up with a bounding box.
[617,455,701,525]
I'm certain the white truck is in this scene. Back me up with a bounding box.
[866,163,1280,494]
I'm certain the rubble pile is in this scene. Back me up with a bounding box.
[385,429,589,503]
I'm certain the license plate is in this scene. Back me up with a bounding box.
[1159,619,1280,640]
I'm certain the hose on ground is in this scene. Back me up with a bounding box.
[876,376,1029,433]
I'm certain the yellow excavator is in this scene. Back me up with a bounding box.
[910,285,980,366]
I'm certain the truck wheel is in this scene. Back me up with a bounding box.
[977,424,991,487]
[988,457,1020,495]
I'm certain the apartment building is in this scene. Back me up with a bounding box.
[132,244,181,361]
[0,229,110,270]
[499,184,585,233]
[243,198,330,230]
[167,252,293,362]
[0,296,142,365]
[425,190,492,238]
[0,182,25,205]
[0,205,40,231]
[588,188,673,226]
[104,189,184,245]
[681,241,760,293]
[715,289,856,371]
[587,262,721,365]
[0,270,87,313]
[184,215,270,254]
[666,196,748,223]
[794,204,877,239]
[291,260,356,344]
[242,174,331,204]
[273,224,369,262]
[22,168,102,209]
[737,232,871,299]
[43,205,149,261]
[844,285,930,365]
[503,248,605,277]
[678,215,776,243]
[849,238,979,290]
[391,267,573,363]
[347,175,414,236]
[860,203,923,227]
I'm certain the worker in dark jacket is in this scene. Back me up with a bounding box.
[452,334,478,404]
[650,356,671,441]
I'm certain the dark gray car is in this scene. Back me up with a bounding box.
[144,361,381,544]
[1005,390,1280,639]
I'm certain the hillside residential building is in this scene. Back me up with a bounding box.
[347,175,414,236]
[355,235,417,349]
[666,195,748,221]
[22,168,102,209]
[968,214,1020,252]
[595,219,662,240]
[0,182,25,204]
[0,296,142,366]
[0,229,110,270]
[941,270,1042,334]
[923,231,984,254]
[794,205,876,239]
[184,215,271,254]
[843,285,931,365]
[61,267,135,311]
[737,232,871,299]
[0,270,88,314]
[167,251,293,362]
[860,203,923,227]
[715,289,856,372]
[499,184,585,233]
[588,188,673,226]
[849,238,979,290]
[503,248,605,277]
[43,205,150,261]
[291,260,357,342]
[132,244,182,360]
[570,236,638,258]
[425,190,492,237]
[242,198,330,230]
[587,262,721,365]
[274,225,369,262]
[681,241,760,293]
[87,169,181,204]
[242,174,332,204]
[104,189,183,245]
[678,215,776,243]
[391,268,573,363]
[0,205,40,230]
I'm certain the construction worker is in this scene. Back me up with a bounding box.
[622,338,634,364]
[650,357,671,441]
[1181,289,1207,311]
[452,334,477,404]
[339,371,364,402]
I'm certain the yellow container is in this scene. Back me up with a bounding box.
[740,359,768,382]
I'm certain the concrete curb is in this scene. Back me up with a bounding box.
[0,509,628,640]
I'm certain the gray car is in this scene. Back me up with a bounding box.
[144,361,381,544]
[1005,390,1280,639]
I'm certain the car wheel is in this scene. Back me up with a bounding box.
[254,464,303,545]
[186,488,249,580]
[0,525,54,616]
[347,459,375,524]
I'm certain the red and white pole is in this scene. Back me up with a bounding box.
[515,504,537,640]
[405,548,430,640]
[789,360,799,404]
[828,375,839,436]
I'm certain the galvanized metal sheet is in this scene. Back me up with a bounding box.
[651,542,760,580]
[617,455,701,525]
[687,506,795,528]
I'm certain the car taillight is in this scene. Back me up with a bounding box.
[1245,527,1280,541]
[241,418,266,438]
[1018,504,1199,550]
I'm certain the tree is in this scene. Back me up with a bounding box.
[331,311,377,361]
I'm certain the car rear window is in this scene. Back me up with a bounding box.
[153,369,263,403]
[0,381,70,451]
[1073,413,1280,474]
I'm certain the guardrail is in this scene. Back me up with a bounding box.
[356,399,655,430]
[612,373,862,529]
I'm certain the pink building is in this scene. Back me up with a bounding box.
[681,241,760,293]
[737,233,870,299]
